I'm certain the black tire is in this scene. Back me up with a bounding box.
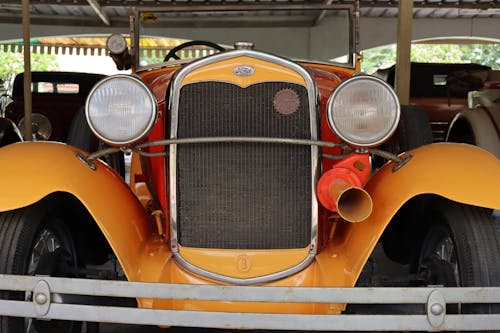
[445,117,476,145]
[0,117,23,146]
[0,202,82,333]
[416,198,500,317]
[375,105,433,168]
[397,105,433,152]
[67,107,125,178]
[67,106,98,152]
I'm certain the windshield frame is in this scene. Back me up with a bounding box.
[130,3,357,71]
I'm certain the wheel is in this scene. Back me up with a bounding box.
[0,117,23,146]
[163,40,225,62]
[446,110,500,159]
[446,116,476,145]
[374,105,433,168]
[67,107,125,178]
[396,105,433,151]
[415,198,500,316]
[0,202,82,333]
[384,104,433,155]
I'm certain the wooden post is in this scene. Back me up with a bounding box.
[22,0,32,141]
[395,0,413,105]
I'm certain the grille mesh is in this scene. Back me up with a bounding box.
[176,81,312,249]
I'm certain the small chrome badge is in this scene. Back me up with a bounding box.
[233,65,255,77]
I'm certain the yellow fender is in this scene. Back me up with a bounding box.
[0,141,154,281]
[332,142,500,286]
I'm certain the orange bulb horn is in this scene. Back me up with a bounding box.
[317,154,372,223]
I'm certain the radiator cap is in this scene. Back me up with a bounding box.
[234,41,255,50]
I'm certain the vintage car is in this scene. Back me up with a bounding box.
[0,2,499,332]
[446,71,500,158]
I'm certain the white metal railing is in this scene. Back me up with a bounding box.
[1,274,500,331]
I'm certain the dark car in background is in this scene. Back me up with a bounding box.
[4,71,106,141]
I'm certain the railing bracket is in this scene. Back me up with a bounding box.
[427,289,446,328]
[33,279,51,317]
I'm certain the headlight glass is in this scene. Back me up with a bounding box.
[327,76,400,147]
[86,75,157,146]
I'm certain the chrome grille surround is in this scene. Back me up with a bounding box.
[168,49,319,285]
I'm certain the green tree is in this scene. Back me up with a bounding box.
[0,50,59,91]
[362,43,500,74]
[360,45,397,74]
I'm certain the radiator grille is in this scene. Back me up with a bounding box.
[175,81,312,249]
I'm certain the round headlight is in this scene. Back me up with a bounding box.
[86,75,157,146]
[327,76,400,147]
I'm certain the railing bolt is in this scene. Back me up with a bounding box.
[35,292,48,305]
[430,303,444,316]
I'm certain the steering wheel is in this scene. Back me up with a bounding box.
[164,40,226,62]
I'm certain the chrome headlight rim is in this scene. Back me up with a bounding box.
[327,75,400,148]
[18,113,52,141]
[85,74,158,147]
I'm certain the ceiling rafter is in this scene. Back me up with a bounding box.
[86,0,111,25]
[0,0,498,8]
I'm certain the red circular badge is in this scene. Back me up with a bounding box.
[273,88,300,115]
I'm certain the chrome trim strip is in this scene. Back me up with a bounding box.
[172,250,316,285]
[169,49,319,285]
[142,137,345,150]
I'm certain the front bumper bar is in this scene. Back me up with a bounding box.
[0,274,499,331]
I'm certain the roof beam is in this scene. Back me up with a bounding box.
[394,0,413,105]
[22,0,32,142]
[0,14,129,27]
[86,0,111,26]
[0,0,499,9]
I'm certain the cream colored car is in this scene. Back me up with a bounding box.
[446,70,500,158]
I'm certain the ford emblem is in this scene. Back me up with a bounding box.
[233,65,255,77]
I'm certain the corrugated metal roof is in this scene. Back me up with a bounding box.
[0,0,499,28]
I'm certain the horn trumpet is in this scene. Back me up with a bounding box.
[317,154,372,223]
